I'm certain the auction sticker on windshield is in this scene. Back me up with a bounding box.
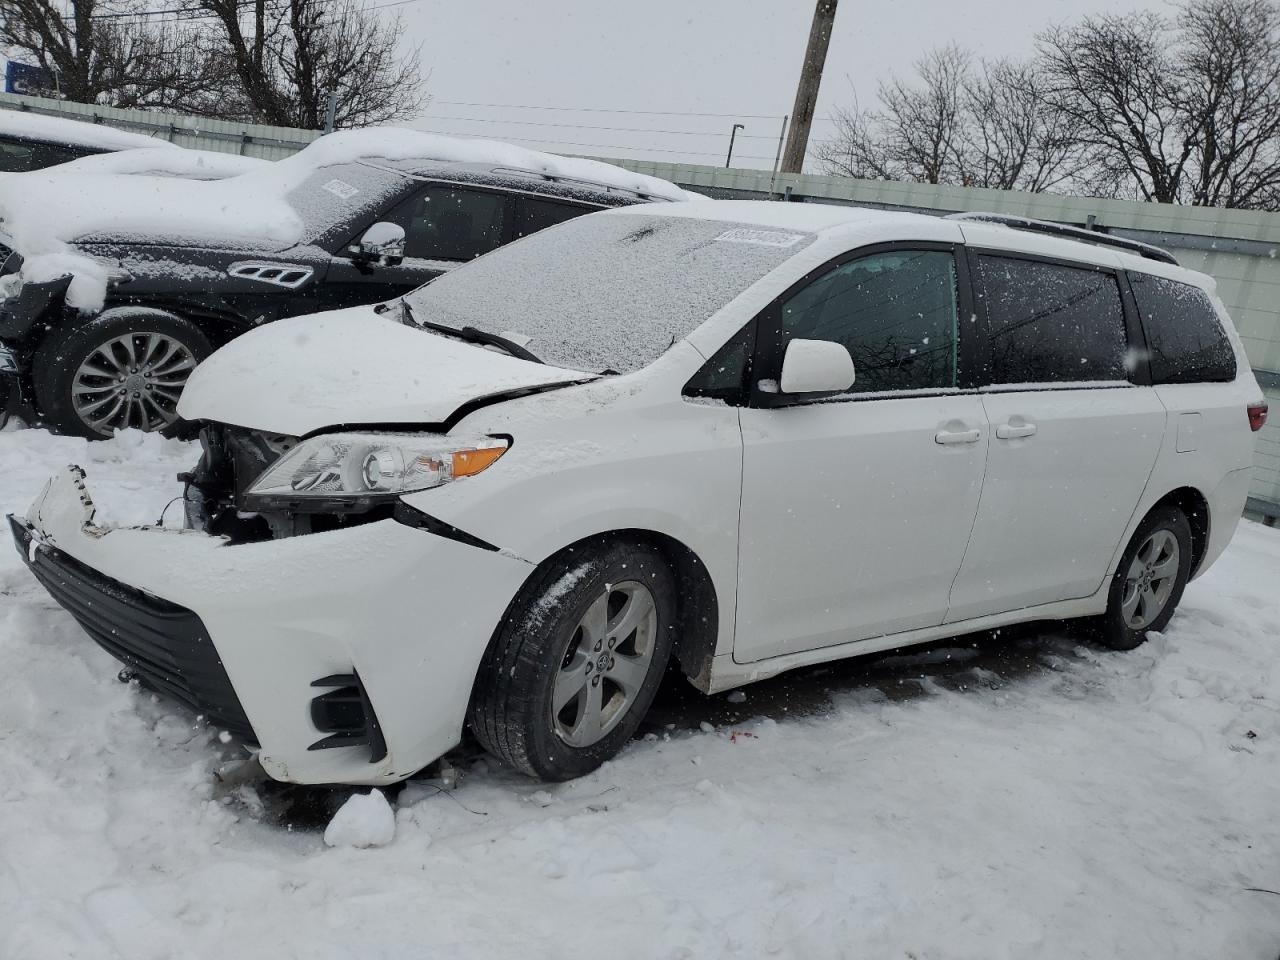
[322,179,359,200]
[714,228,807,248]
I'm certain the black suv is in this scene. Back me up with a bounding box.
[0,141,682,436]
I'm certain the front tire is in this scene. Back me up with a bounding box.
[1092,506,1193,650]
[469,540,677,781]
[33,309,212,438]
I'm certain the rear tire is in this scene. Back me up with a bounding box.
[34,309,211,439]
[1090,506,1193,650]
[469,539,677,781]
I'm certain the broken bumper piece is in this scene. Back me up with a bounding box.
[10,465,533,786]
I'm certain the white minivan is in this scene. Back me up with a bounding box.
[12,202,1268,784]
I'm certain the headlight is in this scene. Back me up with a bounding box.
[245,432,508,505]
[0,273,24,301]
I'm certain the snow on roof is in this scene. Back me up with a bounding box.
[49,147,268,180]
[275,128,693,201]
[0,108,177,153]
[0,127,690,259]
[0,127,691,311]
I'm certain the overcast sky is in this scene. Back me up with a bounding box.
[398,0,1152,172]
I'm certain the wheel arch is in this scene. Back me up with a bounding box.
[99,298,255,349]
[474,527,722,702]
[1143,486,1210,576]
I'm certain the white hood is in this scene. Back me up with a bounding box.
[178,306,588,435]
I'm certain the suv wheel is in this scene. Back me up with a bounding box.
[469,540,677,781]
[34,309,212,438]
[1092,506,1194,650]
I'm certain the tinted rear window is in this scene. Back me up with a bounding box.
[1128,272,1236,383]
[975,255,1128,384]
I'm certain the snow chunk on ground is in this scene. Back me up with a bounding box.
[323,790,396,848]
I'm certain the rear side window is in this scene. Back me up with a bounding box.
[975,255,1128,384]
[1128,272,1236,383]
[776,250,960,393]
[514,198,593,240]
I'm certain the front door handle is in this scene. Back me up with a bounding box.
[995,422,1037,440]
[935,428,981,445]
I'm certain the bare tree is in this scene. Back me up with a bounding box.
[196,0,426,129]
[0,0,218,110]
[1178,0,1280,208]
[964,59,1085,192]
[816,47,1081,193]
[1037,12,1197,203]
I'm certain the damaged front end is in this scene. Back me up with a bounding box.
[181,423,398,541]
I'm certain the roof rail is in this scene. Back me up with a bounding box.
[487,166,662,201]
[945,212,1179,266]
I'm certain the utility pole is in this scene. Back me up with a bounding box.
[725,123,745,168]
[323,90,338,134]
[780,0,838,175]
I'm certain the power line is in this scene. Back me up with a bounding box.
[413,128,779,162]
[425,114,787,140]
[431,99,790,121]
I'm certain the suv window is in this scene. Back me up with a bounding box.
[0,137,37,172]
[975,255,1128,384]
[399,186,510,261]
[0,137,99,172]
[1128,272,1236,383]
[776,250,960,393]
[514,197,593,240]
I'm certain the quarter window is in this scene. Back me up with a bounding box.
[776,250,960,393]
[399,186,509,261]
[975,255,1128,384]
[1128,272,1236,383]
[514,198,593,240]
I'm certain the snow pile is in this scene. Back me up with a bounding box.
[49,147,268,180]
[0,107,177,152]
[323,790,397,848]
[1,423,1278,956]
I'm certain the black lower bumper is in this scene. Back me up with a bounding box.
[8,514,258,743]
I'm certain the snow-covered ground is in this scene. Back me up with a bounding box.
[1,424,1278,959]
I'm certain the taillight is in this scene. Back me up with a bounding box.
[1248,402,1269,432]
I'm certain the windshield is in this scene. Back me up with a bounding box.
[286,162,413,248]
[403,213,815,373]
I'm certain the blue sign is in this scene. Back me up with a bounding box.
[4,62,57,96]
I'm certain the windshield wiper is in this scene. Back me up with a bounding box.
[400,299,543,364]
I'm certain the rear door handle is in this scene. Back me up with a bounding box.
[935,428,981,445]
[995,423,1037,440]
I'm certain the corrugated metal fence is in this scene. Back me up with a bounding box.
[0,91,319,159]
[2,92,1277,516]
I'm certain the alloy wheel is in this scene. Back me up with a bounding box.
[1120,529,1180,630]
[551,581,659,748]
[72,332,197,435]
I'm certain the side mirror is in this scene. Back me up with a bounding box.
[349,221,405,266]
[779,338,855,395]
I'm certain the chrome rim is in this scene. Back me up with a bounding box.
[72,333,197,435]
[551,581,658,748]
[1121,529,1180,630]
